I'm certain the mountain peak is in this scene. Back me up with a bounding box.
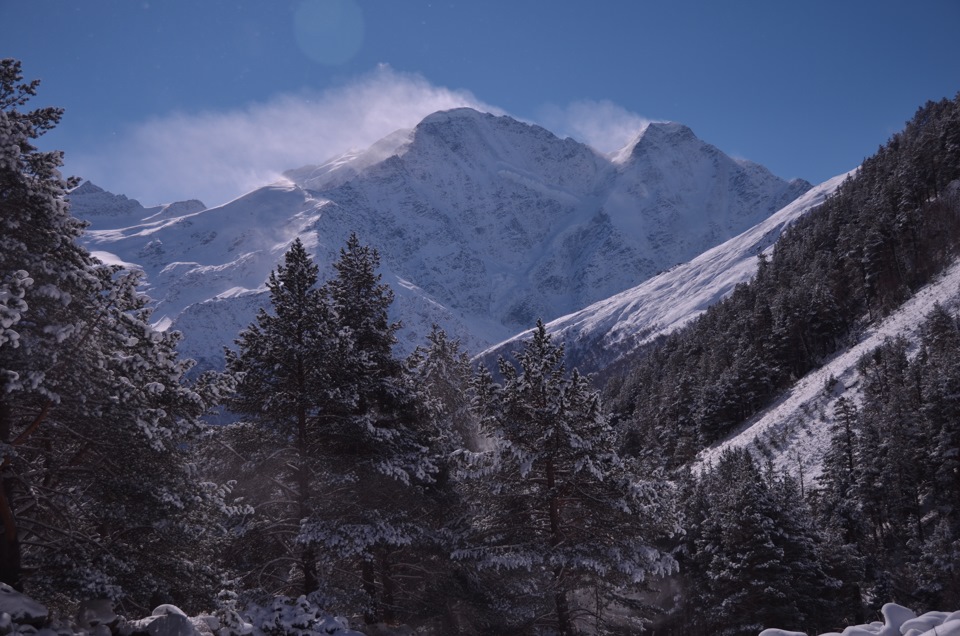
[627,121,698,155]
[417,107,491,126]
[644,121,695,138]
[71,180,107,196]
[77,107,811,372]
[608,121,696,163]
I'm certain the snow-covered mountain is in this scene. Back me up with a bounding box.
[69,181,206,231]
[72,107,810,370]
[480,171,852,372]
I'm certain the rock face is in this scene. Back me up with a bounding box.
[74,108,810,368]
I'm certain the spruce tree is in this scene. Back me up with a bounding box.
[407,325,478,455]
[684,449,834,636]
[221,235,439,620]
[812,396,867,623]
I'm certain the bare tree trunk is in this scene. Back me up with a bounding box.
[379,550,396,624]
[546,457,573,636]
[361,558,378,624]
[297,401,318,596]
[0,395,22,590]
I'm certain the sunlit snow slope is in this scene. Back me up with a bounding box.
[480,172,851,372]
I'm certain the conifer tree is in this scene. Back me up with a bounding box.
[0,58,221,610]
[461,321,677,635]
[407,325,478,455]
[299,234,436,622]
[683,449,834,636]
[400,326,481,627]
[223,237,332,597]
[816,397,863,545]
[812,396,867,623]
[221,235,439,620]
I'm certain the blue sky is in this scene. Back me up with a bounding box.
[5,0,960,207]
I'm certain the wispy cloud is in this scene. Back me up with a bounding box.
[68,66,497,208]
[537,99,658,155]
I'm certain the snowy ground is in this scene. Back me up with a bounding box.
[761,602,960,636]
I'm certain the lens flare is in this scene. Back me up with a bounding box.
[293,0,364,66]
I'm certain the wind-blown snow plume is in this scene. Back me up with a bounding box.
[67,66,498,208]
[538,99,658,154]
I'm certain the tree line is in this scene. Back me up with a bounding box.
[658,302,960,636]
[200,236,677,634]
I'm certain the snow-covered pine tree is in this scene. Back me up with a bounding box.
[916,305,960,531]
[0,58,221,610]
[298,234,437,623]
[407,325,478,456]
[854,337,931,587]
[370,326,482,628]
[811,396,868,624]
[221,237,333,597]
[683,449,834,636]
[816,397,864,545]
[219,235,441,621]
[460,321,677,635]
[913,305,960,607]
[0,57,81,592]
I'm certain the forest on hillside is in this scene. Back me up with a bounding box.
[608,94,960,468]
[3,55,960,636]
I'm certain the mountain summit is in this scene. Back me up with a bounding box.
[74,108,810,369]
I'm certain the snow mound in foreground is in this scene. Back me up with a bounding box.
[761,603,960,636]
[0,588,367,636]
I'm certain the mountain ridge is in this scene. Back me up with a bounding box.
[72,107,811,371]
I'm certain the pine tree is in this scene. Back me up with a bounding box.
[812,396,867,623]
[221,235,440,621]
[684,449,834,636]
[917,305,960,526]
[400,326,482,628]
[816,397,863,545]
[460,321,677,635]
[298,234,437,623]
[222,237,333,597]
[0,59,221,610]
[407,325,478,455]
[903,305,960,608]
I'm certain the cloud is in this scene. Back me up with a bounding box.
[68,66,498,207]
[537,99,658,154]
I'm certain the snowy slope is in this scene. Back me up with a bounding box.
[479,172,850,371]
[73,107,810,370]
[695,258,960,481]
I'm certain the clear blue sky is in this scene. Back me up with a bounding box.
[5,0,960,207]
